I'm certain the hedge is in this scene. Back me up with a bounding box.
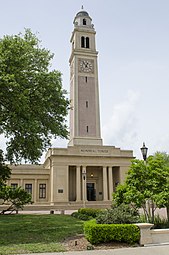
[84,220,140,245]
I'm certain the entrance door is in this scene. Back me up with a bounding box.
[87,183,96,201]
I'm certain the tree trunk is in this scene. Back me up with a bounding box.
[142,203,149,222]
[151,201,155,223]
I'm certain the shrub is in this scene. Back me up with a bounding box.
[78,208,103,218]
[96,204,139,224]
[84,220,140,245]
[71,208,103,221]
[71,211,93,221]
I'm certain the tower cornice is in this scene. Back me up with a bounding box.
[70,28,96,43]
[69,50,98,64]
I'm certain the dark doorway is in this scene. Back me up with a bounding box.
[87,183,96,201]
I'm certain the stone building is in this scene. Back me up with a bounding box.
[5,8,133,210]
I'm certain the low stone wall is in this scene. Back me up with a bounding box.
[136,223,169,246]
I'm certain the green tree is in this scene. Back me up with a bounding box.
[0,29,69,163]
[114,159,150,221]
[0,149,32,214]
[113,153,169,222]
[152,152,169,221]
[0,186,32,214]
[0,149,11,186]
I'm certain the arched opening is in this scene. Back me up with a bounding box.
[81,36,85,48]
[83,19,87,25]
[86,37,90,48]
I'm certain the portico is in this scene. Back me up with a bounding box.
[43,144,133,208]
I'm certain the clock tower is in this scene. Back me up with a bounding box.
[69,7,103,146]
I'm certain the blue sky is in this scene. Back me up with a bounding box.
[0,0,169,160]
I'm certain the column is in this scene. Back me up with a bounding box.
[50,159,54,205]
[76,166,81,201]
[34,179,37,203]
[103,166,108,201]
[82,166,87,206]
[65,166,69,202]
[108,166,113,200]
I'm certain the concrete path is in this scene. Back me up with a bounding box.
[20,244,169,255]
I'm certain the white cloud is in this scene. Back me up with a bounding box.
[102,89,139,151]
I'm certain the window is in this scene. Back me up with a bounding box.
[86,37,90,48]
[25,184,32,194]
[85,76,88,83]
[87,126,89,133]
[81,36,90,48]
[86,101,88,108]
[58,189,63,193]
[83,19,86,25]
[81,36,85,48]
[11,183,18,190]
[39,184,46,199]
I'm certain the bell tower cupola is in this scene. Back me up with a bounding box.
[69,7,103,146]
[73,6,93,29]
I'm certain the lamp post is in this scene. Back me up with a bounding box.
[82,167,87,208]
[140,142,150,221]
[140,142,148,161]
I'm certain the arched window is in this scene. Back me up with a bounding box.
[81,36,85,48]
[86,37,90,48]
[83,19,86,25]
[81,36,90,48]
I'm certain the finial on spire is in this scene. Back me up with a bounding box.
[81,5,84,10]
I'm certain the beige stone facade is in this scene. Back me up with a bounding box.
[3,8,133,211]
[6,145,133,210]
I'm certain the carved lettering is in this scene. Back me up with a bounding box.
[80,149,109,154]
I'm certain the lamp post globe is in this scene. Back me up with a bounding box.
[140,142,148,161]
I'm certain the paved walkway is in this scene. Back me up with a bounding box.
[20,244,169,255]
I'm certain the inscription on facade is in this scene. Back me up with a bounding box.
[80,149,109,154]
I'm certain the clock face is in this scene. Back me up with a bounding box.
[80,60,93,73]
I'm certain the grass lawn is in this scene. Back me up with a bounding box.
[0,214,84,255]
